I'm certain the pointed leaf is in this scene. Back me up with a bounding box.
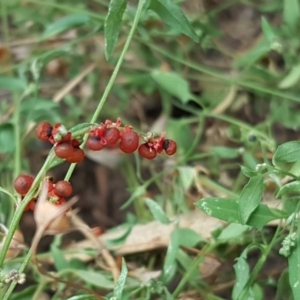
[145,198,170,224]
[279,64,300,89]
[217,223,250,241]
[288,233,300,299]
[261,17,276,43]
[177,166,195,190]
[151,70,195,103]
[283,0,300,33]
[173,228,203,247]
[149,0,198,42]
[105,0,126,60]
[43,14,90,39]
[71,270,114,289]
[195,197,284,229]
[273,141,300,165]
[112,258,128,299]
[238,175,264,224]
[277,181,300,197]
[0,77,26,92]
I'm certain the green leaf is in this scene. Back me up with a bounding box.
[71,270,114,289]
[283,0,300,33]
[212,146,241,159]
[232,249,250,300]
[261,17,276,43]
[217,223,251,241]
[121,185,146,209]
[277,181,300,197]
[21,98,58,113]
[112,258,128,299]
[162,230,179,283]
[275,270,292,300]
[240,165,259,178]
[67,295,95,300]
[288,233,300,299]
[0,123,15,154]
[151,70,195,104]
[10,286,38,300]
[0,77,26,92]
[177,166,195,190]
[105,0,126,60]
[195,198,284,229]
[273,141,300,165]
[149,0,198,42]
[238,175,264,224]
[51,244,70,271]
[173,228,203,247]
[145,198,170,224]
[279,64,300,89]
[0,186,16,202]
[43,13,90,39]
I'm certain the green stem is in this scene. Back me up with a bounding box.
[142,41,300,103]
[1,0,9,45]
[13,94,21,180]
[64,0,146,181]
[172,243,217,298]
[0,150,55,267]
[237,225,281,300]
[3,250,32,300]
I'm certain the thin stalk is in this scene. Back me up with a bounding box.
[13,94,21,180]
[172,243,217,298]
[65,0,146,181]
[0,150,55,267]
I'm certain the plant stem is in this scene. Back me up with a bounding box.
[65,0,146,181]
[13,94,21,180]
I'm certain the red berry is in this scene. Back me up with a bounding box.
[163,139,177,155]
[14,175,34,195]
[54,180,73,197]
[86,136,105,151]
[36,122,53,141]
[54,142,74,159]
[119,130,139,153]
[67,147,85,163]
[138,144,157,159]
[104,128,120,145]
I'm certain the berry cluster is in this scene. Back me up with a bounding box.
[36,122,84,163]
[36,119,177,161]
[13,175,73,211]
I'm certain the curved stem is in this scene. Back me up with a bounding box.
[65,0,146,181]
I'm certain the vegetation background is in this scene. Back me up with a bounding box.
[0,0,300,299]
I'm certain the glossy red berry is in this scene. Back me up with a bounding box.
[119,130,139,153]
[104,128,120,145]
[54,142,74,159]
[54,180,73,197]
[138,144,157,159]
[14,175,34,195]
[163,139,177,155]
[36,122,53,141]
[86,136,105,151]
[67,147,85,163]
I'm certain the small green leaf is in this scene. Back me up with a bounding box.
[105,0,126,60]
[195,198,284,229]
[177,166,195,190]
[112,258,128,299]
[232,249,250,300]
[277,181,300,197]
[149,0,198,42]
[275,270,292,300]
[145,198,170,224]
[283,0,300,33]
[121,185,146,209]
[43,14,90,39]
[67,295,95,300]
[51,244,70,271]
[217,223,250,241]
[212,146,241,159]
[261,17,276,43]
[0,77,26,92]
[0,123,15,154]
[162,230,179,283]
[288,233,300,299]
[279,64,300,89]
[151,70,195,104]
[71,270,114,289]
[238,175,264,224]
[273,141,300,165]
[173,228,203,247]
